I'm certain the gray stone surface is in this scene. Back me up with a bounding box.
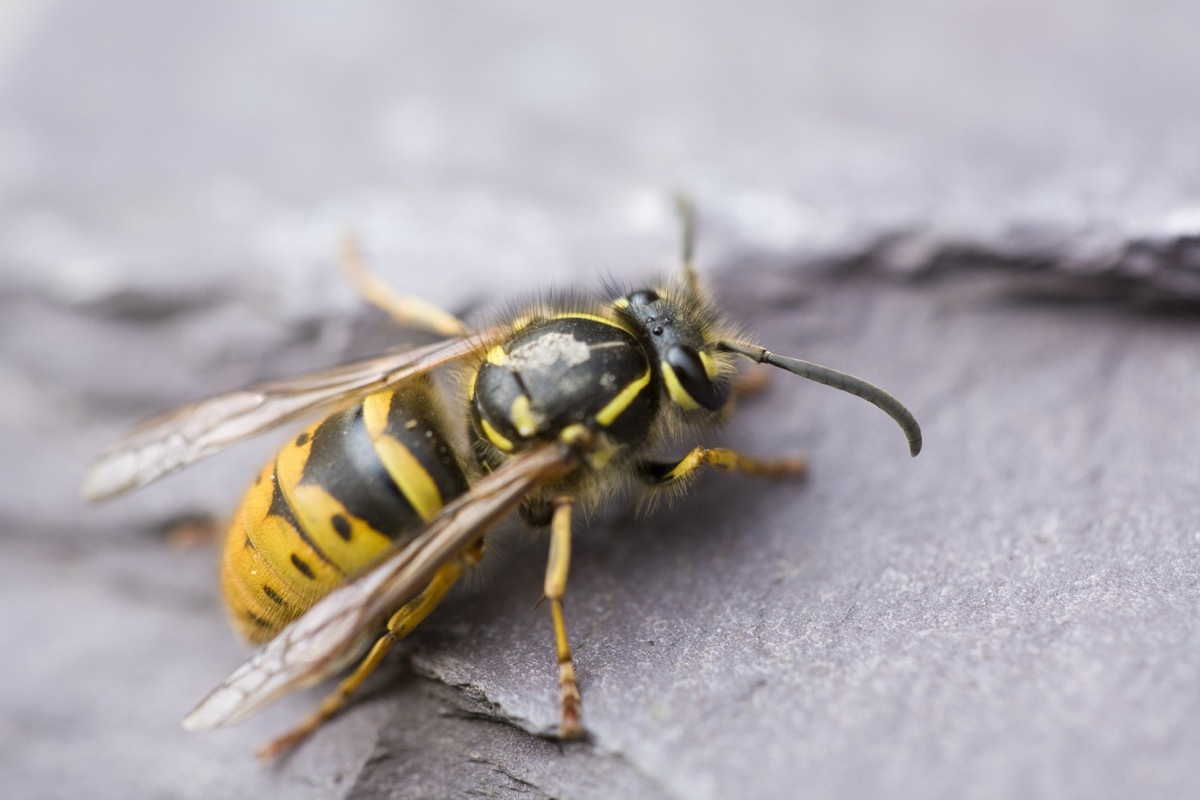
[3,2,1199,799]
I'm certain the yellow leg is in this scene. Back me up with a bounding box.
[544,496,583,739]
[731,366,771,400]
[256,626,398,760]
[257,543,482,759]
[711,367,773,423]
[638,446,807,488]
[339,232,467,337]
[161,512,220,549]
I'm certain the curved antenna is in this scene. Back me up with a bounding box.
[718,340,922,457]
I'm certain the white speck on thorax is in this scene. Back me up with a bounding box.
[508,331,591,371]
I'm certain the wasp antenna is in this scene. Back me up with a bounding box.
[674,195,697,265]
[673,194,699,290]
[718,340,923,457]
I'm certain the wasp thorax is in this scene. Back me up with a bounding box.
[470,315,660,463]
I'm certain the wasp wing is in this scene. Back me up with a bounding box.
[82,328,504,502]
[182,443,578,731]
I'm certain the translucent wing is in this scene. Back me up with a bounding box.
[82,328,504,502]
[182,443,578,730]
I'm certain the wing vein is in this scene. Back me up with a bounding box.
[182,443,578,730]
[83,328,504,501]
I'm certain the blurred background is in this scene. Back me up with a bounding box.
[2,2,1199,799]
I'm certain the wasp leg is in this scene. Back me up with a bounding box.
[731,366,771,400]
[257,541,484,759]
[712,367,775,425]
[160,511,221,549]
[637,446,807,488]
[544,495,584,739]
[339,232,467,337]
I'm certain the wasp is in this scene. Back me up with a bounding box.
[83,201,922,758]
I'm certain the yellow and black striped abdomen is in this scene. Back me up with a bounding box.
[220,380,470,644]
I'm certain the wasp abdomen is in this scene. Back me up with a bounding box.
[220,382,469,643]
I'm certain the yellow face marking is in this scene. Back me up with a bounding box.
[698,350,717,380]
[611,297,630,309]
[362,392,444,522]
[480,417,515,452]
[595,367,652,427]
[662,361,701,411]
[509,394,540,438]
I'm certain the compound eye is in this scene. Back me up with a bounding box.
[627,289,659,306]
[665,344,728,411]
